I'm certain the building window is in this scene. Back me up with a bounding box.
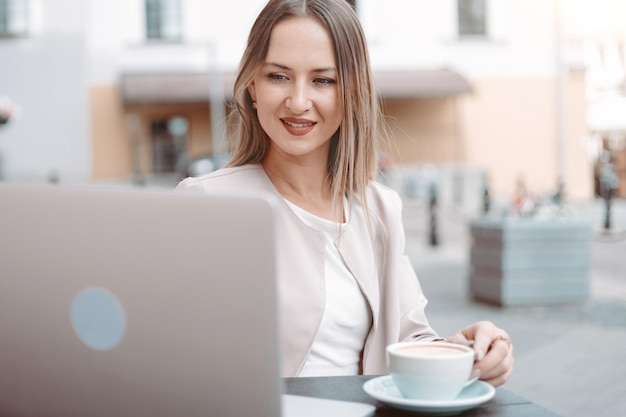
[0,0,29,37]
[150,120,178,173]
[146,0,182,42]
[458,0,486,37]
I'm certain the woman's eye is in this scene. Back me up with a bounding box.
[315,77,336,86]
[267,73,288,81]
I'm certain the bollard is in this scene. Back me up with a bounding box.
[603,185,613,231]
[429,182,438,246]
[599,150,618,232]
[482,183,491,215]
[481,172,491,215]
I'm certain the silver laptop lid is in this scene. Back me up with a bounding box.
[0,183,280,417]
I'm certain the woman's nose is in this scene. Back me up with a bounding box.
[286,82,312,114]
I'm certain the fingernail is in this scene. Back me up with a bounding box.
[470,368,482,380]
[475,349,485,362]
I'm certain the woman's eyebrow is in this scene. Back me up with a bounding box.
[265,62,290,70]
[264,62,337,73]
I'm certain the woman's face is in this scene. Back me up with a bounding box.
[248,16,342,163]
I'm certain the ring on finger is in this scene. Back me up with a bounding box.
[494,334,512,349]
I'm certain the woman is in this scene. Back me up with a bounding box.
[177,0,513,385]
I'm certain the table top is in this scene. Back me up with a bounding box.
[284,375,563,417]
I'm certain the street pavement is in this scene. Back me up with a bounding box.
[402,197,626,417]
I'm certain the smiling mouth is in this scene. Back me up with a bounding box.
[281,119,316,128]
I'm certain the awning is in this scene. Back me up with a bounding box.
[374,68,473,98]
[120,72,236,103]
[120,68,472,103]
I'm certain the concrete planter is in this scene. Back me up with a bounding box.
[469,218,593,306]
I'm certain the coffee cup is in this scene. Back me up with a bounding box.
[386,341,475,401]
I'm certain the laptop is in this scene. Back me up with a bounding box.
[0,183,374,417]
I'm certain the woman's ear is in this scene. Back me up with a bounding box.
[248,81,257,102]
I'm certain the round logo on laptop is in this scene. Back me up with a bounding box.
[70,287,126,351]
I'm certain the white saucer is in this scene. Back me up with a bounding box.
[363,375,495,415]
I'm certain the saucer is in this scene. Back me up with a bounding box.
[362,375,495,415]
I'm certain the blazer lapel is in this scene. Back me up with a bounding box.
[335,208,380,328]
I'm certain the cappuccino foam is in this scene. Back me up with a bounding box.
[395,344,467,357]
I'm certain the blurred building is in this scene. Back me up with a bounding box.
[1,0,623,201]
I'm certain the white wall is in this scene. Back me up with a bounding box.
[0,0,90,182]
[85,0,267,84]
[364,0,559,77]
[84,0,564,79]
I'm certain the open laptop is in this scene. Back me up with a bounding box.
[0,183,374,417]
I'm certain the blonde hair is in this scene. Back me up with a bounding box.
[226,0,386,214]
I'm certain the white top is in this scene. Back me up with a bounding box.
[176,164,439,376]
[285,200,373,376]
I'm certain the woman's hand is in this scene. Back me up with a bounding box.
[447,321,514,387]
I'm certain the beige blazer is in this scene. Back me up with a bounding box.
[176,164,438,376]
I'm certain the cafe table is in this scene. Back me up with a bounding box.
[285,375,563,416]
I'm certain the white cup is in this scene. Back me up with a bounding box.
[386,341,475,401]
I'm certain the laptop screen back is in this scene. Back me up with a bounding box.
[0,184,280,417]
